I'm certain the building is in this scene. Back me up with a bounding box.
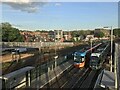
[84,35,94,41]
[20,31,49,42]
[54,30,63,42]
[73,35,85,42]
[20,31,35,42]
[38,32,48,42]
[63,31,72,41]
[48,31,55,42]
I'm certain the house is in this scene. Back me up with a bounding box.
[20,31,49,42]
[84,35,94,41]
[48,31,55,42]
[63,31,72,41]
[54,30,63,42]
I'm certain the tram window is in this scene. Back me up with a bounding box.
[91,62,96,66]
[91,56,98,60]
[81,57,84,62]
[74,56,80,60]
[74,55,81,63]
[74,55,85,63]
[81,56,84,62]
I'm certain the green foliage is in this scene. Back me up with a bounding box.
[71,30,93,37]
[113,28,120,37]
[99,32,105,37]
[1,22,24,42]
[35,30,48,33]
[94,31,105,38]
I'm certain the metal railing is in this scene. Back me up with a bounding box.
[1,54,72,89]
[1,42,74,49]
[93,69,104,89]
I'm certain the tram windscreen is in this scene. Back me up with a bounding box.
[90,56,99,65]
[74,55,84,63]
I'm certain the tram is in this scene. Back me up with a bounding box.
[73,43,102,68]
[89,43,110,70]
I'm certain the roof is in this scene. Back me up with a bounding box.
[74,51,86,56]
[91,53,101,57]
[2,66,34,79]
[100,70,115,89]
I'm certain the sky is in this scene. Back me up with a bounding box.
[0,1,119,31]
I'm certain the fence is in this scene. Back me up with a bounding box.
[1,54,72,89]
[1,42,74,50]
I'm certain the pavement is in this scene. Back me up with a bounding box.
[100,70,115,90]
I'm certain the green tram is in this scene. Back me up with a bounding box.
[89,43,110,70]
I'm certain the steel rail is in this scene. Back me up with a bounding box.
[71,68,91,88]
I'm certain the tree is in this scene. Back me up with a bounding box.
[94,31,105,38]
[99,32,105,38]
[113,28,120,37]
[90,30,94,35]
[1,22,24,42]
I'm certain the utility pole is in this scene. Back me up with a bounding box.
[114,43,118,89]
[103,26,113,72]
[54,40,57,68]
[110,26,113,72]
[90,38,92,54]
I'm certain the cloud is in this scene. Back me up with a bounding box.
[1,0,47,13]
[55,3,61,6]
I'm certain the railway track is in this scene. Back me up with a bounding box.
[71,68,91,88]
[42,67,88,88]
[2,43,105,89]
[41,65,77,88]
[42,67,101,89]
[3,44,88,75]
[2,53,56,75]
[72,69,101,89]
[51,67,80,88]
[61,68,87,88]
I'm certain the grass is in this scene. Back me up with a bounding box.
[2,61,13,70]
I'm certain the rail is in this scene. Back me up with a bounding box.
[71,68,91,88]
[93,69,104,89]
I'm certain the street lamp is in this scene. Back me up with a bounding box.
[90,38,92,54]
[103,26,113,72]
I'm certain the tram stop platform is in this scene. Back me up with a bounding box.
[100,70,115,90]
[94,70,115,90]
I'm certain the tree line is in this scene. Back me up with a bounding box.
[1,22,24,42]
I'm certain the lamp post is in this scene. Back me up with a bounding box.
[103,26,119,89]
[103,26,113,72]
[90,38,92,54]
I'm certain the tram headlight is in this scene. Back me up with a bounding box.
[74,57,76,60]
